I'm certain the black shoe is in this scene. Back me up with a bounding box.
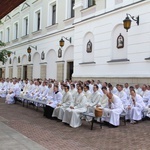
[109,124,119,128]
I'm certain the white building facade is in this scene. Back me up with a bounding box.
[0,0,150,85]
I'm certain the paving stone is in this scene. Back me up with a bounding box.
[0,98,150,150]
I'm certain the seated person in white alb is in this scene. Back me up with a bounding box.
[43,83,54,101]
[125,89,145,124]
[83,85,92,102]
[62,85,87,128]
[141,84,150,106]
[85,84,101,121]
[52,85,73,120]
[145,98,150,118]
[0,79,7,98]
[44,85,63,119]
[5,80,20,104]
[101,86,124,127]
[35,81,49,100]
[116,84,128,108]
[20,80,29,97]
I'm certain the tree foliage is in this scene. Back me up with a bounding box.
[0,40,11,64]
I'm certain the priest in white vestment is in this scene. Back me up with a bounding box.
[85,84,101,121]
[62,86,87,128]
[141,84,150,106]
[101,87,124,127]
[52,85,72,120]
[5,80,20,104]
[83,85,92,102]
[116,84,128,107]
[125,89,145,124]
[0,79,7,98]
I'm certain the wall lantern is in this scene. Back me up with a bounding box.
[123,13,139,32]
[59,36,71,47]
[41,51,45,60]
[58,48,62,58]
[27,45,37,53]
[7,52,11,57]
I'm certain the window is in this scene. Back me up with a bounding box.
[52,4,56,25]
[33,9,42,32]
[6,27,10,42]
[37,12,40,30]
[71,0,75,18]
[23,17,29,35]
[88,0,95,7]
[14,22,18,39]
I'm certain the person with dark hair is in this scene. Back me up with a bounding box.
[108,83,118,95]
[44,85,63,119]
[62,85,87,128]
[116,84,128,107]
[85,84,101,121]
[52,85,73,120]
[125,89,145,124]
[83,85,91,102]
[101,88,124,127]
[70,84,77,100]
[123,83,130,99]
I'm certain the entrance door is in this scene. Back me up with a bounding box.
[23,66,27,80]
[67,61,73,80]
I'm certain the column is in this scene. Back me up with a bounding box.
[40,63,47,80]
[27,65,33,80]
[56,61,65,81]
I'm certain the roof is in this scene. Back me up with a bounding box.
[0,0,25,19]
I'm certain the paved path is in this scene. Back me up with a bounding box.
[0,119,47,150]
[0,98,150,150]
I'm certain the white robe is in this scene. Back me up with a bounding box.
[0,82,6,97]
[46,91,63,108]
[62,92,87,128]
[5,83,20,104]
[125,94,145,121]
[102,94,124,126]
[141,90,150,106]
[116,90,128,107]
[52,91,72,120]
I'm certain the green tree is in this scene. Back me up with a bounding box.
[0,41,11,64]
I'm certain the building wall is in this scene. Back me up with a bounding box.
[0,0,150,84]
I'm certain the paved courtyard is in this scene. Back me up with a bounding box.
[0,98,149,150]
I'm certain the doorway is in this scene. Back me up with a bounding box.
[23,66,27,80]
[67,61,73,80]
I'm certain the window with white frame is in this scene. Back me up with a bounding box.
[48,2,57,26]
[6,27,10,42]
[34,10,41,31]
[52,4,56,25]
[88,0,95,7]
[71,0,75,18]
[0,31,3,42]
[23,16,29,36]
[14,22,19,39]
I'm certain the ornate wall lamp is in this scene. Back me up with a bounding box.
[59,36,71,47]
[27,45,37,52]
[58,36,71,58]
[123,13,139,32]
